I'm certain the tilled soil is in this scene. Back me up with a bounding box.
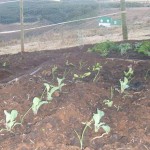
[0,41,150,150]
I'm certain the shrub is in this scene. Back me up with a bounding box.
[136,41,150,56]
[117,43,132,55]
[88,40,117,56]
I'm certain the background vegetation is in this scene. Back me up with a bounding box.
[0,0,149,24]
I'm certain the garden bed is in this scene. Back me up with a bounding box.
[0,40,150,150]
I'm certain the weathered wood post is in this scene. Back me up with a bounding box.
[121,0,128,40]
[20,0,25,54]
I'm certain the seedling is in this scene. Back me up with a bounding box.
[92,63,102,82]
[144,69,150,80]
[22,78,66,122]
[2,62,7,67]
[65,60,75,67]
[57,77,66,91]
[114,105,121,111]
[119,77,129,93]
[0,110,21,133]
[124,66,134,80]
[103,100,113,107]
[75,109,110,149]
[93,109,110,133]
[79,61,87,70]
[51,65,58,80]
[31,97,48,115]
[73,72,91,80]
[103,87,115,108]
[44,77,66,101]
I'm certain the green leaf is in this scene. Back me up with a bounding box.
[57,78,66,91]
[4,110,11,123]
[101,125,111,134]
[4,110,18,130]
[93,109,105,132]
[103,100,113,107]
[32,97,48,115]
[120,77,129,93]
[47,92,53,101]
[74,74,79,78]
[7,121,16,130]
[10,110,18,122]
[82,72,91,78]
[4,110,18,123]
[44,83,50,92]
[57,77,63,86]
[33,97,41,105]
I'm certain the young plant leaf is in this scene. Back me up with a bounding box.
[120,77,129,93]
[82,72,91,78]
[93,109,105,132]
[57,77,66,91]
[101,125,111,134]
[103,100,113,107]
[4,110,18,131]
[44,83,50,92]
[47,86,59,101]
[32,97,48,115]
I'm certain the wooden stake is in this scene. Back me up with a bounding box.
[121,0,128,40]
[20,0,24,54]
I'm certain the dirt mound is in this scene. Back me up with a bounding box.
[0,42,150,150]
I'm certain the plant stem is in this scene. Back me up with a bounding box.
[93,70,100,82]
[20,107,32,124]
[40,87,46,100]
[110,86,114,99]
[75,120,93,149]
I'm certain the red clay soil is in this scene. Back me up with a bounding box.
[0,41,150,150]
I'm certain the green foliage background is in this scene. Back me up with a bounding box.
[0,1,148,24]
[0,1,99,24]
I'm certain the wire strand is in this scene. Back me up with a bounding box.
[0,11,125,35]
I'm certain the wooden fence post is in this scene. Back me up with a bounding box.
[20,0,24,54]
[121,0,128,40]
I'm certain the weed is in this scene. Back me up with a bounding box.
[75,109,110,149]
[136,41,150,56]
[88,40,116,56]
[0,110,21,133]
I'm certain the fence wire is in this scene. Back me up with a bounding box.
[0,1,150,55]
